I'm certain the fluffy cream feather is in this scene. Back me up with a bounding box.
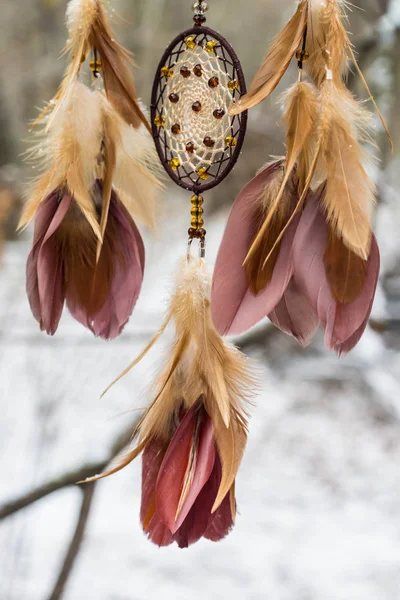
[20,81,103,238]
[83,257,257,512]
[105,100,164,230]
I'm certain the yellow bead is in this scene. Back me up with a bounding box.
[225,136,237,148]
[90,59,102,71]
[205,40,217,53]
[169,158,180,170]
[228,79,239,91]
[161,66,173,78]
[296,49,310,62]
[191,207,204,217]
[191,217,204,228]
[191,195,204,207]
[185,36,197,49]
[197,168,209,180]
[154,115,166,127]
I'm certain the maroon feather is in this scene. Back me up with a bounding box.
[141,440,174,547]
[156,406,216,534]
[35,194,72,334]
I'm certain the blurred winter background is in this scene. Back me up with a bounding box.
[1,0,400,599]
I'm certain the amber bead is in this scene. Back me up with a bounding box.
[203,136,215,148]
[197,167,209,180]
[191,217,204,228]
[188,227,198,238]
[169,158,180,170]
[192,101,202,113]
[198,228,207,239]
[225,136,237,147]
[213,109,225,120]
[296,49,310,63]
[185,35,197,49]
[193,14,206,25]
[180,66,191,78]
[169,93,180,103]
[205,40,217,53]
[208,76,219,89]
[228,79,239,91]
[186,142,195,154]
[171,123,181,135]
[154,115,166,127]
[191,206,204,218]
[161,66,173,78]
[193,64,203,77]
[90,59,102,72]
[191,195,204,207]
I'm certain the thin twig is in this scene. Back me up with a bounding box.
[0,423,136,521]
[47,483,96,600]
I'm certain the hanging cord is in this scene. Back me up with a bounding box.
[192,1,209,25]
[296,26,309,79]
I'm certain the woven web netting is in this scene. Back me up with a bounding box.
[152,29,245,189]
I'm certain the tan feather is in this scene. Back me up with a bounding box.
[318,81,375,258]
[307,0,392,148]
[90,3,151,133]
[230,0,308,115]
[46,0,150,136]
[46,0,98,131]
[84,257,256,511]
[324,230,368,304]
[244,82,318,275]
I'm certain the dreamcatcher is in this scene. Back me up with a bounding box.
[85,1,257,549]
[20,0,388,550]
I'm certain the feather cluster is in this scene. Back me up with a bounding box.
[215,0,387,353]
[21,0,163,338]
[84,257,257,547]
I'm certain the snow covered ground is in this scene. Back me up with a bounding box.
[1,193,400,600]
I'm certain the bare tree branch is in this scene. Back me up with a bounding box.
[47,483,96,600]
[0,423,135,521]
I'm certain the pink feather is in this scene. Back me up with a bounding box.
[268,279,319,347]
[293,192,380,354]
[211,161,297,336]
